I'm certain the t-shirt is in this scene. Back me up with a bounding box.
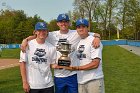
[75,35,104,84]
[47,30,80,77]
[19,39,56,89]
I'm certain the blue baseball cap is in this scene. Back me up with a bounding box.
[35,22,47,31]
[57,13,70,22]
[76,18,89,27]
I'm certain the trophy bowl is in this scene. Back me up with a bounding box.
[57,43,71,66]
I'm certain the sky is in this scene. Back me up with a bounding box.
[0,0,74,22]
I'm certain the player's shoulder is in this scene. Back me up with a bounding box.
[45,41,56,49]
[28,39,36,45]
[49,30,59,35]
[68,30,76,33]
[88,35,94,40]
[68,30,78,36]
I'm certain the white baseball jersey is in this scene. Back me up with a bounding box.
[19,39,56,89]
[47,30,81,77]
[75,35,104,84]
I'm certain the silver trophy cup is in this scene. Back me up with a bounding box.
[57,43,71,66]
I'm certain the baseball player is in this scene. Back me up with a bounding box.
[60,18,105,93]
[19,22,56,93]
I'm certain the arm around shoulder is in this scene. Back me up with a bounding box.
[20,35,36,52]
[92,33,101,48]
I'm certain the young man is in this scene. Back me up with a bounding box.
[19,22,56,93]
[21,13,101,93]
[60,18,105,93]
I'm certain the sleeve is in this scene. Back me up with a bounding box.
[90,42,103,60]
[89,32,95,36]
[19,51,27,63]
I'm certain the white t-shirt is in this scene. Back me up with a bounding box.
[47,30,81,77]
[19,39,56,89]
[75,35,104,84]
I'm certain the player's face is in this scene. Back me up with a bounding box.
[36,30,48,39]
[76,25,89,38]
[57,20,70,31]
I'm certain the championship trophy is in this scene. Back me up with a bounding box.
[57,42,71,66]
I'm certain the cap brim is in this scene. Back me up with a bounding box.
[57,19,70,22]
[35,28,47,31]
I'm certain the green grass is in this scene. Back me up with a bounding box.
[0,66,24,93]
[0,48,20,59]
[0,46,140,93]
[103,46,140,93]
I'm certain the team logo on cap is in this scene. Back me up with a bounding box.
[62,14,66,19]
[79,19,84,24]
[40,23,45,27]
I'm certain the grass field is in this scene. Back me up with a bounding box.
[0,48,20,59]
[0,67,24,93]
[103,46,140,93]
[0,46,140,93]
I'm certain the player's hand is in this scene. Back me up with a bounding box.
[92,37,100,48]
[23,82,30,93]
[51,64,58,69]
[51,64,64,69]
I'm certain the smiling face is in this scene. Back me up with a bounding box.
[35,30,48,40]
[57,20,70,32]
[76,25,89,39]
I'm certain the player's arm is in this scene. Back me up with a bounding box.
[63,58,100,70]
[19,50,30,92]
[20,62,30,93]
[20,35,36,52]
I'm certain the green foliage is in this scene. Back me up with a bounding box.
[0,10,44,44]
[122,26,135,39]
[72,0,140,40]
[48,19,59,31]
[70,21,76,30]
[1,0,140,42]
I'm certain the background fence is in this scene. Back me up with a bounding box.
[0,40,140,49]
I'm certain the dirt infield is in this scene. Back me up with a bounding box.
[0,59,19,70]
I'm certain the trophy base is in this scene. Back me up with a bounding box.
[58,60,71,67]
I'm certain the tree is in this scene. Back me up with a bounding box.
[73,0,100,31]
[48,19,59,31]
[0,9,45,43]
[72,0,140,40]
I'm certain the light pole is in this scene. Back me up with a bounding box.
[114,16,120,39]
[116,25,120,39]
